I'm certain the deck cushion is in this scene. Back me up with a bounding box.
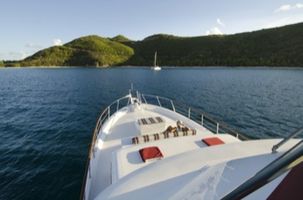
[137,116,166,135]
[132,128,196,144]
[139,146,163,162]
[202,137,225,146]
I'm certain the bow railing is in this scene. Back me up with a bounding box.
[140,93,250,141]
[80,94,131,200]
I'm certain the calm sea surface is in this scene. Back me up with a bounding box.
[1,67,303,199]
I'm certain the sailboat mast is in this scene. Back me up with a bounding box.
[154,51,157,67]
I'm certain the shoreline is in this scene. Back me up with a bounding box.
[1,65,303,69]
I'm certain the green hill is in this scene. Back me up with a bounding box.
[125,23,303,66]
[7,22,303,67]
[111,35,131,43]
[21,35,134,66]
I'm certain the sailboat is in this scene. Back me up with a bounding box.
[152,51,161,71]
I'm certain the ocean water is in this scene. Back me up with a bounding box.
[0,67,303,200]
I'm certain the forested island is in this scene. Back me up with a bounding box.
[2,22,303,67]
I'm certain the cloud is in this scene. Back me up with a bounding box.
[53,38,63,46]
[25,43,43,50]
[275,4,292,12]
[205,18,225,35]
[205,27,223,35]
[217,18,225,27]
[275,3,303,12]
[295,3,303,8]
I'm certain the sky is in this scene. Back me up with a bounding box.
[0,0,303,60]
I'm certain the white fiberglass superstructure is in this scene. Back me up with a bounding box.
[80,90,302,200]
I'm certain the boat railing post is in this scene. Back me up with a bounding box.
[216,123,219,134]
[127,96,130,105]
[137,92,142,103]
[188,107,191,118]
[142,94,147,104]
[88,163,91,178]
[116,100,120,111]
[156,96,162,107]
[201,114,204,126]
[170,100,175,112]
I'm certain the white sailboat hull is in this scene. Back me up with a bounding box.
[152,66,161,70]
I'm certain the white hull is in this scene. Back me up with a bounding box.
[81,92,303,200]
[152,66,161,71]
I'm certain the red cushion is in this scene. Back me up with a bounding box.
[139,146,163,162]
[202,137,225,146]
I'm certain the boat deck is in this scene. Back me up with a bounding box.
[88,103,241,199]
[96,139,300,200]
[81,94,302,200]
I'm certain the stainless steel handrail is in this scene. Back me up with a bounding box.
[80,94,131,200]
[272,127,303,153]
[141,93,250,140]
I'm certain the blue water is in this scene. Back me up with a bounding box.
[1,67,303,200]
